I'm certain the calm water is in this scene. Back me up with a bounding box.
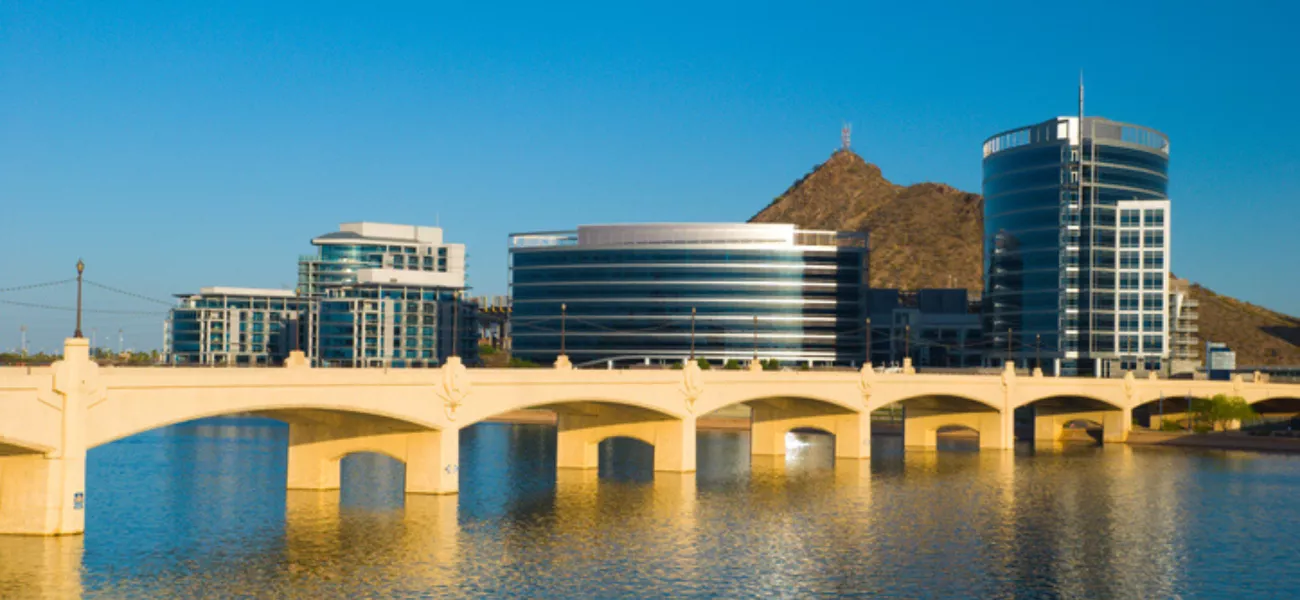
[3,419,1300,599]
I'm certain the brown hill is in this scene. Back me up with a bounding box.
[1187,283,1300,366]
[750,149,1299,366]
[751,149,983,292]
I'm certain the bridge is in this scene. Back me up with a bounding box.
[3,338,1298,536]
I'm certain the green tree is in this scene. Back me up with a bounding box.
[506,357,541,368]
[1190,394,1257,432]
[696,357,711,370]
[723,359,741,370]
[762,358,781,371]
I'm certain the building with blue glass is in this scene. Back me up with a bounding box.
[298,223,478,368]
[165,287,308,366]
[983,116,1171,376]
[509,223,868,367]
[167,222,477,367]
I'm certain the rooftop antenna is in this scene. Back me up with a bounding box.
[841,122,852,151]
[1078,71,1085,122]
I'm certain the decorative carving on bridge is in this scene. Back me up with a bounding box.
[436,356,472,421]
[679,360,704,413]
[1123,371,1136,405]
[857,364,874,406]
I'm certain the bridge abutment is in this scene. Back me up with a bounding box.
[0,338,93,536]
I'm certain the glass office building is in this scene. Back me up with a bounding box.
[166,287,309,366]
[166,222,477,368]
[983,117,1171,376]
[298,222,477,367]
[509,223,868,367]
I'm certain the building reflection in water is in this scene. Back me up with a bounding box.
[12,417,1300,597]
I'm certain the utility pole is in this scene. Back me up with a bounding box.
[74,259,85,339]
[1035,333,1041,372]
[118,328,124,354]
[560,303,567,357]
[752,315,758,362]
[19,325,27,356]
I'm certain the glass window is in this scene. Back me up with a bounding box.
[1119,335,1140,352]
[1143,273,1163,290]
[1120,314,1140,332]
[1143,314,1164,331]
[1144,209,1164,226]
[1143,336,1163,352]
[1143,230,1164,248]
[1143,251,1164,269]
[1119,293,1140,311]
[1143,293,1163,311]
[1120,209,1141,226]
[1120,231,1140,248]
[1120,251,1140,269]
[1120,272,1140,290]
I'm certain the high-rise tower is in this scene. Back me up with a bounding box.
[982,112,1171,377]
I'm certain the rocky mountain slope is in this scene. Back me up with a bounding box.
[751,149,983,292]
[749,149,1299,366]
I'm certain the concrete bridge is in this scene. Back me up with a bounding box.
[3,338,1299,536]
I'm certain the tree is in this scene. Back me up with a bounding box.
[762,358,781,371]
[723,359,741,370]
[696,357,711,370]
[1190,394,1257,432]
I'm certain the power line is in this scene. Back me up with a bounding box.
[0,298,165,316]
[83,280,174,306]
[0,279,76,293]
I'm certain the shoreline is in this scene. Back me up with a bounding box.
[1124,430,1300,453]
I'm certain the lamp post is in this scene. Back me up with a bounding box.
[1006,327,1013,368]
[689,307,697,360]
[752,314,758,362]
[74,259,85,339]
[864,317,871,366]
[1035,333,1041,373]
[560,303,567,357]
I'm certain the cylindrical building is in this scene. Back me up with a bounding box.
[983,117,1170,376]
[508,223,868,368]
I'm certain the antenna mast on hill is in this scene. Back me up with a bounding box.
[841,122,852,151]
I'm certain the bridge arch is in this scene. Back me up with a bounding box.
[88,401,441,450]
[1021,394,1126,444]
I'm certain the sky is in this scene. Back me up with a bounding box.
[2,0,1298,352]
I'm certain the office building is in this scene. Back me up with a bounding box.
[166,222,477,368]
[509,223,868,367]
[866,289,983,368]
[983,111,1171,377]
[299,222,477,367]
[1168,276,1200,376]
[165,287,309,366]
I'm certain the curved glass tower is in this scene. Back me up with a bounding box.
[983,117,1170,376]
[509,223,868,367]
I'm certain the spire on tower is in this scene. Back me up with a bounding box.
[841,122,852,151]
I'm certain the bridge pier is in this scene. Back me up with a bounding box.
[286,423,459,495]
[555,406,695,472]
[0,338,92,536]
[903,409,1012,450]
[1034,409,1131,443]
[749,403,871,459]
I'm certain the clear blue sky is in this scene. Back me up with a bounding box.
[3,0,1298,352]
